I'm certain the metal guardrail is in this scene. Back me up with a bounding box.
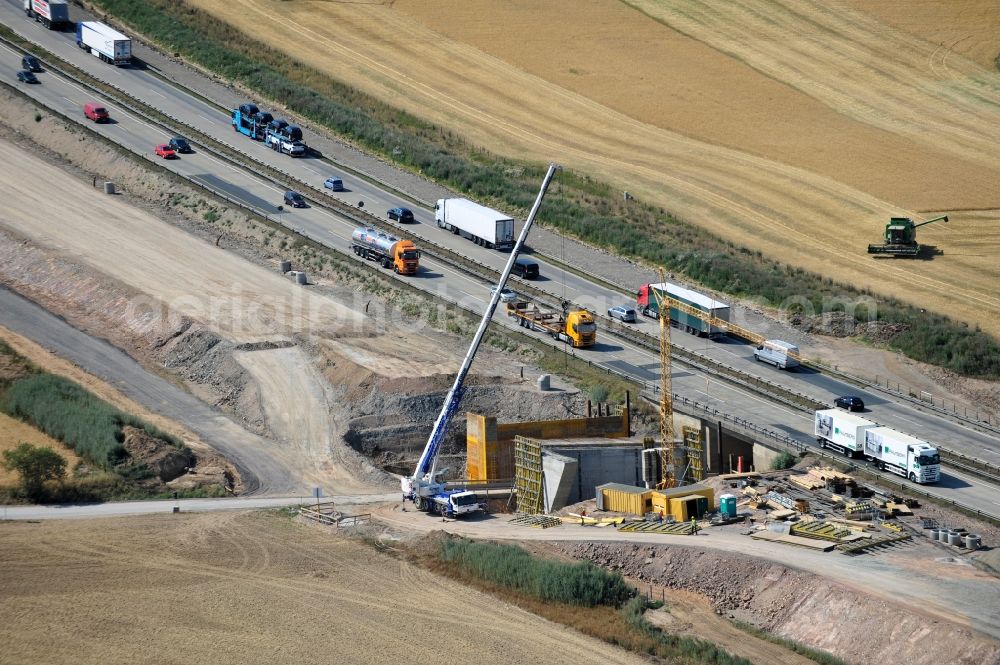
[4,32,998,493]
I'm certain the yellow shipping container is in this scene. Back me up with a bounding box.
[599,484,652,515]
[650,486,714,520]
[669,495,712,522]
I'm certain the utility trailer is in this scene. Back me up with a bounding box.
[76,21,131,66]
[435,197,515,250]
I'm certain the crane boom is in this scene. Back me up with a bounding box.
[403,164,561,504]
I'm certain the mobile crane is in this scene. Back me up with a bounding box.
[402,164,560,516]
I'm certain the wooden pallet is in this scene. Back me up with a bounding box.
[791,521,853,542]
[510,513,563,529]
[750,530,836,551]
[618,520,697,535]
[838,533,911,554]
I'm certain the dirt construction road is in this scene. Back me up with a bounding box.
[191,0,1000,335]
[0,511,649,665]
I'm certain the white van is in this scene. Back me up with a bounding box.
[754,339,799,369]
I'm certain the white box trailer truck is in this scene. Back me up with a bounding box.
[863,427,941,484]
[435,197,515,250]
[76,21,132,66]
[814,409,874,458]
[24,0,69,29]
[754,339,800,369]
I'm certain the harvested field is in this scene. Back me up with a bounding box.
[189,0,1000,335]
[0,511,647,665]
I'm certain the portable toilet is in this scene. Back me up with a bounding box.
[719,494,737,518]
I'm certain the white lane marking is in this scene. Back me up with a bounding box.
[145,88,165,99]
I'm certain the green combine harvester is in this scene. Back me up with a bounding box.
[867,214,948,257]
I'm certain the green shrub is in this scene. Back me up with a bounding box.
[589,384,610,403]
[0,373,180,468]
[439,537,633,607]
[771,451,798,470]
[2,442,67,499]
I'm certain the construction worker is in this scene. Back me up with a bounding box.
[658,510,664,524]
[580,508,587,525]
[690,516,699,535]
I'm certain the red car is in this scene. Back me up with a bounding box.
[154,144,177,159]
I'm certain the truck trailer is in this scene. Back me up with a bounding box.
[231,103,270,140]
[264,122,305,156]
[863,427,941,484]
[814,409,875,458]
[506,299,596,347]
[636,282,730,338]
[435,198,515,250]
[351,227,420,275]
[76,21,131,66]
[24,0,69,29]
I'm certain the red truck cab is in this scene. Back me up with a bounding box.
[83,102,110,123]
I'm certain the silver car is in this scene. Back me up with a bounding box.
[490,286,518,303]
[608,305,637,322]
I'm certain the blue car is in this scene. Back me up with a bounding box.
[387,207,414,223]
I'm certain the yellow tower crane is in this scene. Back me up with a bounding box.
[653,267,675,490]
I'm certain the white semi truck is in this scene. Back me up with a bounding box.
[435,197,515,250]
[76,21,132,66]
[25,0,69,29]
[814,409,874,458]
[864,427,941,484]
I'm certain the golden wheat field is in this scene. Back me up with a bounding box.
[189,0,1000,334]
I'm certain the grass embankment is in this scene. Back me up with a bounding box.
[0,341,218,502]
[87,0,1000,380]
[429,537,844,665]
[433,537,752,665]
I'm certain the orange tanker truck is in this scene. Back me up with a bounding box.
[351,226,420,275]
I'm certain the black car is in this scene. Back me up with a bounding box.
[835,395,865,412]
[16,70,38,84]
[387,207,414,223]
[283,190,307,208]
[168,136,192,153]
[21,55,42,73]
